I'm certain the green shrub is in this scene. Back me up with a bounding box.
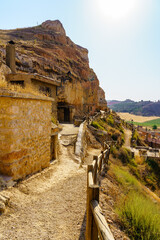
[120,135,125,146]
[118,147,133,165]
[110,145,119,158]
[132,130,144,146]
[152,124,157,130]
[128,164,141,179]
[111,133,118,141]
[145,158,160,189]
[91,121,105,130]
[117,191,160,240]
[118,125,124,133]
[107,115,114,127]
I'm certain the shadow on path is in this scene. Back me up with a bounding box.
[78,211,86,240]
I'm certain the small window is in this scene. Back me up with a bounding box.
[39,86,51,97]
[10,81,24,87]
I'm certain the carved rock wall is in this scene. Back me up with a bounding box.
[0,20,107,117]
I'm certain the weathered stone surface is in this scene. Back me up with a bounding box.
[0,20,107,117]
[0,62,11,76]
[0,90,52,180]
[0,201,5,213]
[0,194,9,204]
[42,20,66,35]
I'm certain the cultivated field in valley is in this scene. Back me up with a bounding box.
[117,112,160,123]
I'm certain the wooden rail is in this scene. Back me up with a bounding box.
[86,146,115,240]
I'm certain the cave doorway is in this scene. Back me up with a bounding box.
[64,107,70,122]
[58,103,71,123]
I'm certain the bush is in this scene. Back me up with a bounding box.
[110,145,119,158]
[128,164,141,179]
[111,133,118,141]
[107,115,114,127]
[117,191,160,240]
[118,125,124,133]
[120,135,125,146]
[132,130,144,146]
[118,147,133,165]
[91,121,105,130]
[152,125,157,130]
[145,158,160,189]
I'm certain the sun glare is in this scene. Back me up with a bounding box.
[96,0,137,20]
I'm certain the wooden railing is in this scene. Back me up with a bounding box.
[86,146,115,240]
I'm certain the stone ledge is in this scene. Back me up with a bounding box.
[0,88,54,102]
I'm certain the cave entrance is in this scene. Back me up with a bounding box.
[58,103,71,123]
[64,107,70,122]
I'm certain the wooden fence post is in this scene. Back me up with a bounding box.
[86,164,100,240]
[86,165,93,240]
[107,147,110,164]
[92,185,99,240]
[99,152,103,173]
[86,142,114,240]
[90,200,115,240]
[93,156,98,184]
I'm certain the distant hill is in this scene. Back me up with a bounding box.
[108,99,160,116]
[107,100,121,106]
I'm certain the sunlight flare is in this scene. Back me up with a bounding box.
[96,0,137,20]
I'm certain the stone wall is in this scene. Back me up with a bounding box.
[31,79,57,116]
[75,121,87,161]
[0,89,53,180]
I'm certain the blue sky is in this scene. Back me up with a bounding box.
[0,0,159,101]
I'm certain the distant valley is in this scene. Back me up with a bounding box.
[108,99,160,116]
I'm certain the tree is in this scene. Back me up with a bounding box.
[152,125,157,130]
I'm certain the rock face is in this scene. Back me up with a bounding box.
[0,20,107,119]
[0,62,11,80]
[41,20,66,35]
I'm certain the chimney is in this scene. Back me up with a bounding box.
[6,40,16,73]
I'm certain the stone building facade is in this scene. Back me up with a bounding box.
[0,89,53,180]
[6,73,60,117]
[5,41,61,118]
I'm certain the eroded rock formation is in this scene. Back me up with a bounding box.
[0,20,107,119]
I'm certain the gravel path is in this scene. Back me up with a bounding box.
[0,125,87,240]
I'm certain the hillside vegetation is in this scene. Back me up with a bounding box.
[90,112,160,239]
[108,99,160,116]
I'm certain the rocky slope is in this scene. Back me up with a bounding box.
[0,20,107,116]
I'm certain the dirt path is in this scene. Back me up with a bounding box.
[124,128,132,148]
[0,124,87,240]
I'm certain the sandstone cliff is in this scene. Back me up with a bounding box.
[0,20,107,117]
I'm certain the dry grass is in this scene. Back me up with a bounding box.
[135,155,145,165]
[117,112,159,123]
[0,76,7,88]
[117,191,160,240]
